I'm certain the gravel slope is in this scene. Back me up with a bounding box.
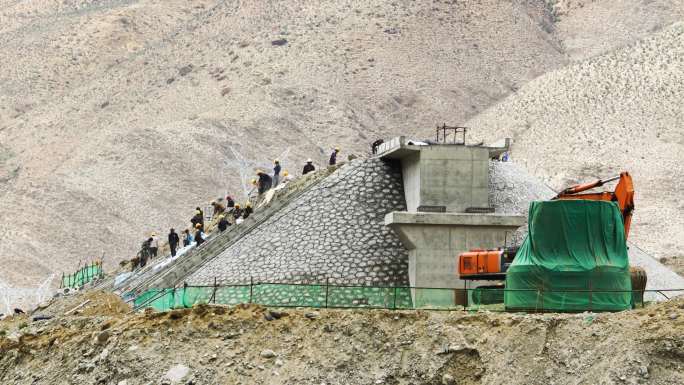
[468,23,684,264]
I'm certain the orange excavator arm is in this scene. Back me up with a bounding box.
[554,172,634,239]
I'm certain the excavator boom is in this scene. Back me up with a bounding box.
[554,172,634,239]
[556,175,620,196]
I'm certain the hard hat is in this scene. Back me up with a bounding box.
[306,158,312,163]
[283,171,289,176]
[246,202,252,207]
[251,178,257,185]
[335,147,339,151]
[274,159,279,163]
[256,169,263,174]
[195,223,202,228]
[235,203,241,208]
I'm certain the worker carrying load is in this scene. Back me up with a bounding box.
[190,209,203,229]
[303,159,315,175]
[243,202,253,219]
[232,203,243,220]
[217,215,230,232]
[256,170,272,194]
[194,223,205,246]
[138,238,153,268]
[212,201,225,216]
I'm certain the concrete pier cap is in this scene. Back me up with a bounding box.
[379,135,524,307]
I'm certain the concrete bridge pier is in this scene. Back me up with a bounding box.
[380,136,525,307]
[386,212,524,307]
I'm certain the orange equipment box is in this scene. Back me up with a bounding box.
[458,249,504,276]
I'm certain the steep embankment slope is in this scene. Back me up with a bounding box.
[467,23,684,264]
[0,0,568,284]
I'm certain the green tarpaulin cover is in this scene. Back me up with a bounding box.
[505,200,632,312]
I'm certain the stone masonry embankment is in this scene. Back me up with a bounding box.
[186,158,409,286]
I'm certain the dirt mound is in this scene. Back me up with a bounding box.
[1,291,682,384]
[32,290,130,318]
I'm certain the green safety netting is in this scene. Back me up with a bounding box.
[134,284,414,312]
[62,264,102,288]
[505,200,632,312]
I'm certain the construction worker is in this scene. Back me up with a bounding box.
[194,223,205,246]
[233,203,243,220]
[226,195,235,208]
[218,215,230,232]
[139,238,153,268]
[329,147,339,165]
[183,229,194,247]
[190,209,203,229]
[303,159,315,175]
[257,170,272,194]
[212,201,226,216]
[150,233,159,259]
[371,139,384,154]
[243,202,253,219]
[273,159,281,187]
[168,228,180,257]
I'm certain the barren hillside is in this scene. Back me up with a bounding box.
[1,0,682,286]
[0,0,569,285]
[546,0,684,61]
[467,23,684,265]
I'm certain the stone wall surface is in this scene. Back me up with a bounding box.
[186,158,409,286]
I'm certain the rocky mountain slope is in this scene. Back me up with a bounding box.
[0,0,569,285]
[1,0,682,285]
[545,0,684,61]
[1,291,683,384]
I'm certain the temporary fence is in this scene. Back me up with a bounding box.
[60,261,104,289]
[132,281,682,313]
